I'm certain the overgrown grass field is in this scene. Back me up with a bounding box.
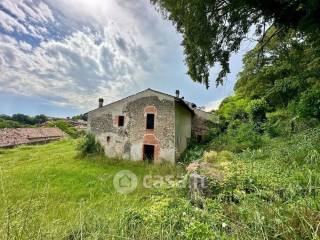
[0,127,319,239]
[0,140,182,239]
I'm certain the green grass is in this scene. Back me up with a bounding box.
[0,140,183,239]
[1,128,319,239]
[125,127,320,239]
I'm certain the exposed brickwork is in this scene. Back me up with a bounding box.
[192,109,212,137]
[87,89,212,164]
[144,106,157,115]
[88,90,176,163]
[143,134,160,163]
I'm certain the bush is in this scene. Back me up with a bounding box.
[181,145,206,164]
[264,109,292,137]
[217,151,233,162]
[203,151,218,163]
[297,89,320,119]
[246,98,268,123]
[0,119,24,129]
[218,96,249,121]
[78,133,104,156]
[47,120,79,138]
[210,123,264,152]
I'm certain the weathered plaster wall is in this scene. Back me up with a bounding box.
[88,90,176,163]
[175,103,192,159]
[192,109,212,138]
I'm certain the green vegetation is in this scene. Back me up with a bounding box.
[172,20,320,239]
[72,114,88,121]
[0,118,23,129]
[131,126,319,239]
[78,133,105,157]
[151,0,320,86]
[47,120,80,138]
[0,140,182,239]
[1,4,319,239]
[1,128,319,239]
[0,114,48,128]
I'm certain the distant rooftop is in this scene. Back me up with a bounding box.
[0,128,65,148]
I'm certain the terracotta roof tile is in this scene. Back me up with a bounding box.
[0,128,65,148]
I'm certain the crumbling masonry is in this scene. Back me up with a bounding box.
[87,89,212,164]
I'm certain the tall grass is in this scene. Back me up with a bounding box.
[0,127,319,239]
[0,140,182,239]
[121,127,320,239]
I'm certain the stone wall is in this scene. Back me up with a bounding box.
[191,109,212,139]
[88,90,176,163]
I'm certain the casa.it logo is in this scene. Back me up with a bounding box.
[113,170,138,194]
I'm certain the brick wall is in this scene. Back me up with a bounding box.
[88,90,176,163]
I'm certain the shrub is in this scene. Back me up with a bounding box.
[203,151,218,163]
[47,120,79,138]
[297,89,320,119]
[264,109,292,137]
[246,98,268,123]
[181,144,207,164]
[0,119,24,129]
[217,151,233,162]
[227,123,264,152]
[218,96,249,122]
[78,133,104,156]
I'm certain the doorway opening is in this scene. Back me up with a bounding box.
[143,144,154,163]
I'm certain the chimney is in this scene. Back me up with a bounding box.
[98,98,104,108]
[175,90,180,98]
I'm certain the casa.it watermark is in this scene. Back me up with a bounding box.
[113,170,201,194]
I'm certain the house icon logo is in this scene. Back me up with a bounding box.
[113,170,138,194]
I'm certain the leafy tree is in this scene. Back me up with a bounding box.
[297,89,320,119]
[218,95,249,121]
[11,114,34,125]
[0,114,12,121]
[246,99,268,123]
[0,119,22,129]
[72,114,88,121]
[235,29,320,108]
[33,114,48,124]
[151,0,320,87]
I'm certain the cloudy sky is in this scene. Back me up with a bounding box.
[0,0,254,117]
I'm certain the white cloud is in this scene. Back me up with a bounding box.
[0,10,28,33]
[0,0,54,38]
[0,0,181,112]
[205,99,223,112]
[0,26,150,110]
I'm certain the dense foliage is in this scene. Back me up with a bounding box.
[77,133,105,156]
[127,127,320,239]
[0,114,48,128]
[185,28,320,154]
[72,113,88,121]
[47,120,80,138]
[176,25,320,238]
[151,0,320,87]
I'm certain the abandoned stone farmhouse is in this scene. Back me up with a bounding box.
[87,89,212,164]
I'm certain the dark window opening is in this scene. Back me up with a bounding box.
[143,144,154,163]
[118,116,125,127]
[107,136,111,143]
[146,114,154,129]
[197,135,202,143]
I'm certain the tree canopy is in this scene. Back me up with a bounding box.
[151,0,320,87]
